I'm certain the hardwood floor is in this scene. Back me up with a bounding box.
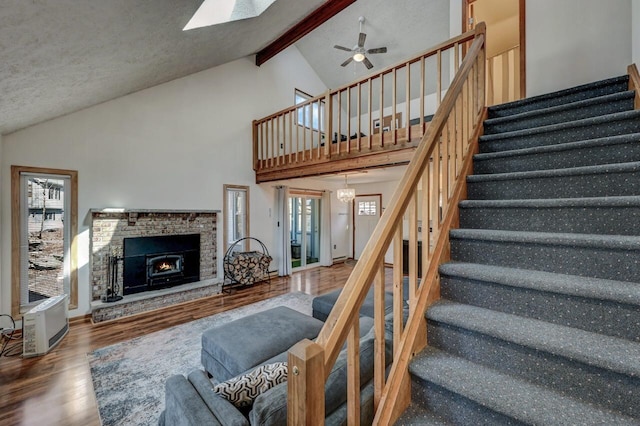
[0,263,359,426]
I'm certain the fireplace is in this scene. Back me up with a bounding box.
[123,234,200,295]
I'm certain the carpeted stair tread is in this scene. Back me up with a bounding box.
[474,133,640,163]
[483,90,636,134]
[487,75,629,118]
[439,262,640,308]
[409,347,638,426]
[467,160,640,183]
[394,403,452,425]
[459,195,640,210]
[458,196,640,235]
[449,228,640,251]
[426,301,640,378]
[479,109,640,145]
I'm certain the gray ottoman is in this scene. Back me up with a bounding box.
[312,278,410,322]
[201,306,324,382]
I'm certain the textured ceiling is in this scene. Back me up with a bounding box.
[0,0,323,135]
[0,0,449,136]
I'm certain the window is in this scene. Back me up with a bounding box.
[295,89,324,132]
[224,185,250,253]
[358,200,377,216]
[11,166,78,316]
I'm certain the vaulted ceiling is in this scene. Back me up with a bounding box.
[0,0,449,135]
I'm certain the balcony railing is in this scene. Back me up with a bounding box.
[253,28,486,182]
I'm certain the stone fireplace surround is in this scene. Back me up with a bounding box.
[90,209,221,322]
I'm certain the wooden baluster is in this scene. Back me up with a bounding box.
[303,104,307,161]
[357,83,362,152]
[454,42,460,73]
[406,62,411,142]
[393,225,404,354]
[270,119,275,168]
[346,87,351,153]
[317,101,322,160]
[325,91,332,159]
[347,320,360,424]
[374,261,386,410]
[337,90,342,155]
[408,193,418,310]
[379,74,384,148]
[440,123,449,221]
[420,56,425,136]
[392,68,397,145]
[288,112,293,164]
[368,78,373,149]
[259,121,265,170]
[421,168,430,274]
[437,49,442,107]
[295,107,300,163]
[288,340,325,426]
[502,51,510,103]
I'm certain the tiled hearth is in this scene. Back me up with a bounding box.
[90,209,221,322]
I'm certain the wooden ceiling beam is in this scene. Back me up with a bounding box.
[255,0,357,67]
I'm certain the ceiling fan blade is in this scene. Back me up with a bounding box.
[334,45,353,52]
[367,47,387,54]
[341,57,354,67]
[363,57,374,69]
[358,32,366,48]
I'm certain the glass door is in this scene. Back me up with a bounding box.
[289,196,321,269]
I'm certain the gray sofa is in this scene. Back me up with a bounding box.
[159,314,388,426]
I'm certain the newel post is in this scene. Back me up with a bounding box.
[252,120,259,171]
[287,339,325,425]
[324,90,332,159]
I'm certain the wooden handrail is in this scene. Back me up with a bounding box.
[287,23,487,425]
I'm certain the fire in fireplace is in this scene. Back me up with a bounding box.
[123,234,200,295]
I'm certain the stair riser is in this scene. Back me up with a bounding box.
[473,141,640,174]
[467,169,640,200]
[426,320,640,417]
[479,117,640,153]
[488,80,629,118]
[484,97,634,135]
[440,275,640,342]
[459,205,640,235]
[410,376,523,426]
[449,237,640,282]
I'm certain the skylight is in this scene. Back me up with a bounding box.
[183,0,278,31]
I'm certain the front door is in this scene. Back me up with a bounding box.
[464,0,526,105]
[353,194,381,260]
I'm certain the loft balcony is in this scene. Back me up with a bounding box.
[253,30,519,183]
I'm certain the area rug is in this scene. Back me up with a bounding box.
[88,292,313,426]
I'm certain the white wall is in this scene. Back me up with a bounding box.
[0,133,3,310]
[526,0,632,96]
[634,0,640,65]
[1,46,327,317]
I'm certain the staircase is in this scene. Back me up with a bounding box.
[398,75,640,425]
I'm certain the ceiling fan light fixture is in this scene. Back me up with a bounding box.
[353,52,365,62]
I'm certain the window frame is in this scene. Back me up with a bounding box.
[295,89,324,132]
[223,184,250,253]
[11,165,78,317]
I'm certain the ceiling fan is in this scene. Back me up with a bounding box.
[334,16,387,70]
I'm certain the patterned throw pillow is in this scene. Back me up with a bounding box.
[213,362,288,407]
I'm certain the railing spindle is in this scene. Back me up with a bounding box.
[347,320,360,424]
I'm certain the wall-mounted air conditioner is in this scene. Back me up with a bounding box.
[22,295,69,357]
